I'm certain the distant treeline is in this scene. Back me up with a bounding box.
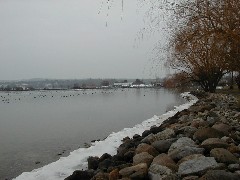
[0,78,162,91]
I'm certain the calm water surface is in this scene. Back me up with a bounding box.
[0,88,185,179]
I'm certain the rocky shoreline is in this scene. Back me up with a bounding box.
[66,92,240,180]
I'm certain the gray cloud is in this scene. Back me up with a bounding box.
[0,0,167,80]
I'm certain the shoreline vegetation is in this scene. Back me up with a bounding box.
[63,91,240,180]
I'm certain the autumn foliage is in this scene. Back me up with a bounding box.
[163,72,190,89]
[168,0,240,92]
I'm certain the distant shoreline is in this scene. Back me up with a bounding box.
[0,86,164,92]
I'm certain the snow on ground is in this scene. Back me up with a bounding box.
[14,92,198,180]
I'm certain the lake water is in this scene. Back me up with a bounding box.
[0,88,185,180]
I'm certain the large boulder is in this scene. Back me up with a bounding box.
[135,143,159,157]
[119,163,148,179]
[133,152,153,167]
[178,156,219,176]
[152,153,178,171]
[168,137,204,161]
[210,148,239,164]
[200,138,229,151]
[200,170,240,180]
[212,123,232,135]
[193,128,224,142]
[151,138,176,153]
[168,137,196,152]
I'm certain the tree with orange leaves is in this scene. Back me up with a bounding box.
[167,0,240,92]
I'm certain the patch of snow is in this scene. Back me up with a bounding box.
[14,92,197,180]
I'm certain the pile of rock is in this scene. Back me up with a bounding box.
[66,92,240,180]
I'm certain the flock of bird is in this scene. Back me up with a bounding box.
[0,88,151,104]
[0,90,117,104]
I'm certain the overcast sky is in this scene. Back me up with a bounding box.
[0,0,168,80]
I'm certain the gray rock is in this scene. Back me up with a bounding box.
[206,117,218,126]
[169,146,204,161]
[221,136,234,143]
[200,170,240,180]
[153,128,176,142]
[151,138,176,153]
[177,154,204,165]
[168,137,203,161]
[178,115,189,123]
[178,156,219,176]
[177,126,197,138]
[235,170,240,175]
[133,152,153,167]
[228,164,240,172]
[168,137,196,153]
[148,164,172,180]
[210,148,239,164]
[141,133,154,144]
[141,128,175,144]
